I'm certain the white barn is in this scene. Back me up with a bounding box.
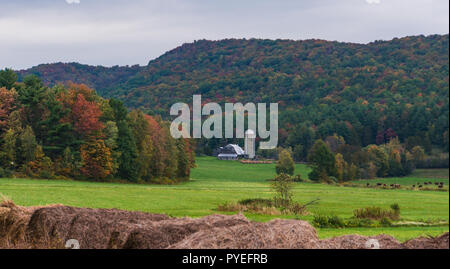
[217,144,245,160]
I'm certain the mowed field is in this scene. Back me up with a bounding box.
[0,157,448,241]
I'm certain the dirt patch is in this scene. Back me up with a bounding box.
[1,202,448,249]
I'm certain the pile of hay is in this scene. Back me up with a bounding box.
[170,219,318,249]
[402,233,449,249]
[0,201,448,249]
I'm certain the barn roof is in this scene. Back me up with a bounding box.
[227,144,245,155]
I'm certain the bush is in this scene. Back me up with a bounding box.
[380,217,392,227]
[345,218,376,228]
[353,204,401,220]
[292,174,307,182]
[217,200,281,215]
[313,215,391,228]
[312,215,345,228]
[239,198,273,207]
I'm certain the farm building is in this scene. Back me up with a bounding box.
[217,144,245,160]
[245,129,256,159]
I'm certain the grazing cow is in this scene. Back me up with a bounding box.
[438,185,443,189]
[366,183,370,187]
[412,185,415,188]
[419,185,423,188]
[428,182,432,185]
[424,182,428,185]
[377,183,382,186]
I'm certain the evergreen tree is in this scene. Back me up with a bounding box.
[0,68,17,90]
[16,75,47,141]
[0,129,17,169]
[116,120,138,181]
[40,89,77,157]
[18,125,37,164]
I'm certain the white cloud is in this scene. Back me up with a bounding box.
[66,0,81,4]
[366,0,381,4]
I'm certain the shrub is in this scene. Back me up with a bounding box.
[292,174,305,182]
[390,203,400,219]
[345,218,376,228]
[239,198,273,207]
[312,215,345,228]
[271,173,294,207]
[353,204,401,220]
[380,217,392,227]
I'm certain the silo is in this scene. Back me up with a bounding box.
[245,129,256,159]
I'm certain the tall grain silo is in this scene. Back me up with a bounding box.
[245,129,256,159]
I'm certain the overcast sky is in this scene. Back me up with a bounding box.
[0,0,448,70]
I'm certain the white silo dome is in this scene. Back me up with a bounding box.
[245,129,256,138]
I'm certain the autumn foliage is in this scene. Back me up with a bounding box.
[0,73,195,183]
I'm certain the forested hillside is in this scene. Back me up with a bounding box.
[17,62,142,96]
[16,34,449,157]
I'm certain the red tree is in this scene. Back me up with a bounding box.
[71,94,104,137]
[0,87,17,132]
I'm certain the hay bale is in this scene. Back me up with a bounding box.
[2,202,448,249]
[402,232,449,249]
[169,219,319,249]
[0,201,35,248]
[123,214,250,249]
[26,206,171,249]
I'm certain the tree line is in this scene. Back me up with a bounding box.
[275,135,429,183]
[0,69,195,183]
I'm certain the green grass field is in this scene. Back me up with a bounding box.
[0,157,448,241]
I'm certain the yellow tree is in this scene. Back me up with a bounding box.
[80,139,113,180]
